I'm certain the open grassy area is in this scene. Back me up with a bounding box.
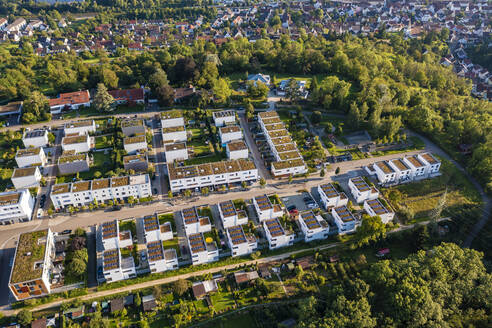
[63,104,144,119]
[94,136,113,149]
[158,213,176,231]
[184,153,224,165]
[210,291,235,312]
[162,237,180,257]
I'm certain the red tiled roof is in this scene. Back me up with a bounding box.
[49,91,90,107]
[109,88,144,102]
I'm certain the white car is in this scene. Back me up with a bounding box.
[37,208,43,218]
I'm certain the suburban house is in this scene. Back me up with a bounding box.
[298,211,330,242]
[418,153,441,176]
[123,135,147,154]
[187,233,219,265]
[121,118,146,137]
[160,110,184,128]
[63,120,95,136]
[226,225,257,257]
[0,101,22,119]
[373,161,397,185]
[123,153,148,172]
[50,174,152,210]
[388,158,412,183]
[162,125,187,143]
[167,159,258,192]
[253,194,284,222]
[317,183,348,210]
[219,125,242,144]
[57,151,90,175]
[226,140,248,160]
[22,130,49,148]
[6,18,27,32]
[181,207,211,236]
[11,166,42,190]
[146,240,178,273]
[0,190,35,224]
[348,176,380,203]
[8,229,55,300]
[49,91,91,114]
[247,73,271,86]
[331,206,358,234]
[109,88,145,106]
[192,279,218,299]
[61,134,91,153]
[212,110,236,127]
[142,215,173,243]
[218,200,248,228]
[363,199,395,224]
[263,218,294,250]
[277,79,308,98]
[234,271,259,286]
[15,147,47,167]
[164,142,188,162]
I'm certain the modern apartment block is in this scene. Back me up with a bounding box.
[57,151,90,175]
[298,211,330,242]
[9,229,55,300]
[160,110,185,128]
[218,200,248,228]
[363,199,395,224]
[187,233,219,265]
[348,176,380,203]
[0,189,35,225]
[63,120,96,136]
[123,153,149,172]
[219,125,242,144]
[257,111,307,177]
[167,159,258,192]
[371,153,441,184]
[263,218,294,250]
[331,206,358,234]
[226,140,248,160]
[373,161,397,184]
[22,129,49,148]
[317,183,348,210]
[164,142,188,162]
[123,135,147,154]
[15,147,47,167]
[142,215,173,243]
[253,194,284,222]
[226,225,257,257]
[181,207,211,236]
[121,118,146,137]
[212,110,236,127]
[11,166,42,189]
[146,240,178,273]
[61,134,91,154]
[162,125,187,143]
[50,174,151,209]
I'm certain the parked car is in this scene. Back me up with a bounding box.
[61,229,72,235]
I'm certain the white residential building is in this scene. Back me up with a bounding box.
[11,166,41,190]
[121,118,146,137]
[373,161,397,184]
[298,211,330,242]
[50,174,152,210]
[61,134,91,154]
[23,130,49,148]
[146,241,178,273]
[247,73,271,86]
[263,218,294,250]
[388,158,412,183]
[363,199,395,224]
[181,207,211,236]
[331,206,358,234]
[142,215,173,243]
[0,190,35,225]
[167,159,258,192]
[99,220,133,251]
[226,225,257,257]
[226,140,248,160]
[64,120,96,136]
[160,110,185,128]
[403,155,428,179]
[162,126,187,143]
[218,200,248,228]
[418,153,441,176]
[317,183,348,210]
[253,194,284,222]
[123,136,147,154]
[219,125,242,144]
[49,91,91,114]
[212,110,236,127]
[15,147,47,168]
[188,233,219,265]
[165,142,188,162]
[348,176,380,203]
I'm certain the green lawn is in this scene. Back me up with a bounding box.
[162,238,180,257]
[158,213,176,231]
[94,136,113,149]
[63,104,144,119]
[210,292,235,312]
[200,312,257,328]
[184,153,224,165]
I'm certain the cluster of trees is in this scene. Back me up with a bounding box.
[297,243,492,328]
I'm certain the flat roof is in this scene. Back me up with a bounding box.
[275,143,297,153]
[161,110,183,120]
[111,176,130,187]
[227,225,247,245]
[391,158,410,171]
[182,207,199,224]
[0,191,22,206]
[406,156,425,168]
[261,117,281,125]
[421,153,439,165]
[124,135,146,144]
[188,233,206,254]
[301,211,321,230]
[227,140,247,152]
[350,176,370,192]
[72,181,90,192]
[213,110,235,118]
[91,178,110,190]
[103,249,119,271]
[254,195,272,211]
[10,230,49,283]
[271,158,305,170]
[264,218,285,237]
[319,183,340,199]
[24,130,47,139]
[271,136,292,145]
[143,216,159,232]
[162,126,185,133]
[102,220,117,240]
[264,123,285,132]
[165,142,186,151]
[258,111,279,119]
[376,161,394,174]
[366,199,390,215]
[123,154,147,164]
[64,120,94,128]
[269,130,289,139]
[58,153,87,164]
[278,151,302,161]
[167,159,256,180]
[0,101,22,114]
[121,118,144,128]
[333,206,355,222]
[220,125,241,134]
[16,147,41,157]
[62,135,88,145]
[147,241,164,262]
[12,166,37,178]
[51,184,70,195]
[220,200,237,218]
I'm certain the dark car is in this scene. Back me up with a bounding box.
[61,229,72,235]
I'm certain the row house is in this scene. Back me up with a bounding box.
[142,215,173,243]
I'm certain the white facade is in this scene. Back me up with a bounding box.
[50,174,152,210]
[363,199,395,224]
[162,127,187,143]
[374,161,397,184]
[15,147,47,168]
[418,153,441,176]
[188,233,219,265]
[218,200,248,228]
[0,190,35,225]
[165,143,188,162]
[123,137,147,154]
[388,159,412,183]
[11,166,41,190]
[219,126,243,144]
[160,111,185,128]
[61,134,91,153]
[226,141,249,160]
[22,130,49,148]
[181,207,211,236]
[64,120,96,136]
[263,218,294,250]
[213,110,236,127]
[253,195,284,222]
[348,176,380,203]
[167,159,258,193]
[147,241,178,273]
[298,211,330,242]
[226,225,257,257]
[142,216,173,243]
[317,184,348,210]
[402,155,428,179]
[102,249,136,283]
[331,206,358,234]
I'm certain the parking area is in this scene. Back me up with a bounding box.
[281,192,319,214]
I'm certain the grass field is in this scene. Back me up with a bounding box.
[184,153,224,165]
[94,136,113,149]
